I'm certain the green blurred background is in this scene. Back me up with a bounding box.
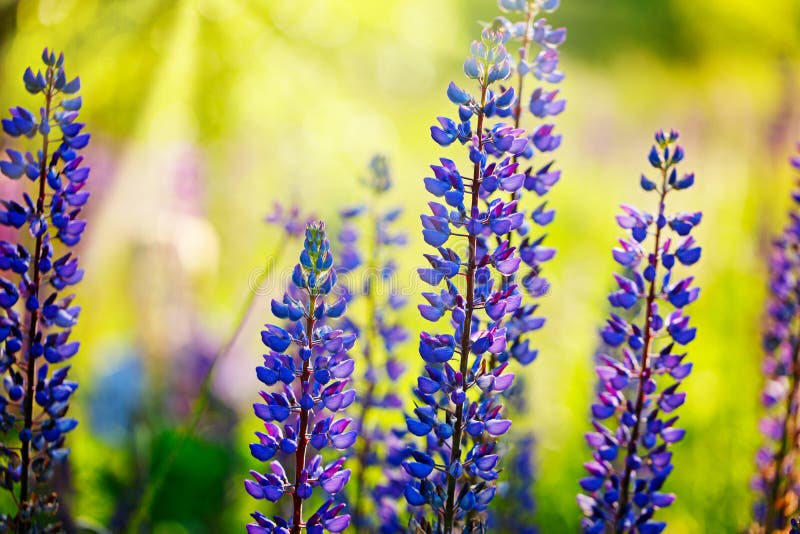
[0,0,798,531]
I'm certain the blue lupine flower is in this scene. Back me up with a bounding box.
[482,0,566,371]
[246,222,355,534]
[333,155,410,530]
[0,48,89,530]
[752,145,800,531]
[405,24,548,533]
[462,2,566,529]
[578,130,701,534]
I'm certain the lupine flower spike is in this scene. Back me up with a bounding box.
[578,130,701,534]
[245,222,356,534]
[405,26,537,534]
[334,155,409,530]
[477,1,565,528]
[752,146,800,532]
[0,48,89,530]
[483,0,565,369]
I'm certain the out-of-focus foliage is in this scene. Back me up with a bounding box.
[0,0,797,532]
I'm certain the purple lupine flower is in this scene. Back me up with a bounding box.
[405,27,538,533]
[752,146,800,531]
[460,3,564,529]
[245,222,356,534]
[578,130,701,534]
[479,2,565,525]
[333,155,410,530]
[484,0,565,370]
[0,48,88,530]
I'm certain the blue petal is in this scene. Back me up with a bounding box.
[404,484,426,506]
[406,417,432,437]
[446,82,471,105]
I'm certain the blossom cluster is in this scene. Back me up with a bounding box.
[334,155,410,529]
[245,223,355,534]
[752,146,800,531]
[578,130,701,533]
[480,2,566,526]
[485,0,566,370]
[0,48,89,529]
[405,25,540,533]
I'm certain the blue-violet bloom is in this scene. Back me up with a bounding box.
[245,223,356,534]
[578,130,701,534]
[752,145,800,531]
[406,26,534,534]
[0,48,88,530]
[483,0,566,371]
[335,155,410,530]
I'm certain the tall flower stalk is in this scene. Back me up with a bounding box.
[404,27,535,533]
[245,222,355,534]
[752,146,800,532]
[578,130,701,533]
[486,0,565,370]
[468,3,565,528]
[0,48,89,531]
[335,155,409,529]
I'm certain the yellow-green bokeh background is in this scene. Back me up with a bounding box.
[1,0,799,531]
